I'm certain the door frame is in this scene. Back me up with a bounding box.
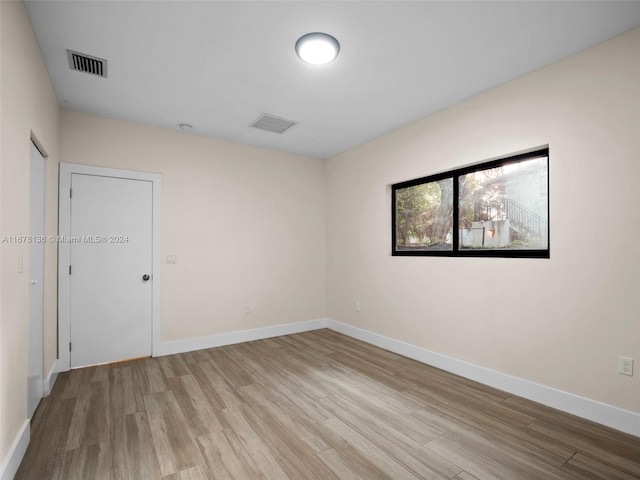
[58,163,162,371]
[28,141,46,416]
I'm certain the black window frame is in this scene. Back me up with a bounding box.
[391,147,550,258]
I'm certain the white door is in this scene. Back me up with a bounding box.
[28,143,45,417]
[69,173,153,368]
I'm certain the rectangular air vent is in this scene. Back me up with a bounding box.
[250,113,296,134]
[67,49,108,78]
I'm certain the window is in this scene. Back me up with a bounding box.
[392,148,549,258]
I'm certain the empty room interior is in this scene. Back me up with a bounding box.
[2,1,640,479]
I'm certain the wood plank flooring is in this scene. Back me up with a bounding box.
[16,329,640,479]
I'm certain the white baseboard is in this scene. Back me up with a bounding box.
[0,420,30,480]
[155,318,330,357]
[326,319,640,438]
[43,359,60,396]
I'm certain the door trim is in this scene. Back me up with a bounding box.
[28,142,45,417]
[58,163,162,371]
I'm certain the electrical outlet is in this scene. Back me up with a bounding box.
[618,356,634,376]
[354,301,361,312]
[166,254,177,264]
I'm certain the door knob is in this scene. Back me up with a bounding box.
[142,274,150,282]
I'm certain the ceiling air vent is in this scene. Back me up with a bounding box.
[250,113,296,134]
[67,49,108,78]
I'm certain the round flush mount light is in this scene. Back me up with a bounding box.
[295,32,340,65]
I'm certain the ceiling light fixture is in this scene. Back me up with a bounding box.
[295,32,340,65]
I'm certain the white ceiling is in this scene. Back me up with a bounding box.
[24,1,640,159]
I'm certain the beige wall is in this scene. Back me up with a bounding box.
[2,1,639,469]
[326,27,640,414]
[60,110,327,343]
[0,0,60,466]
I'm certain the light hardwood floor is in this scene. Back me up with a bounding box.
[16,329,640,479]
